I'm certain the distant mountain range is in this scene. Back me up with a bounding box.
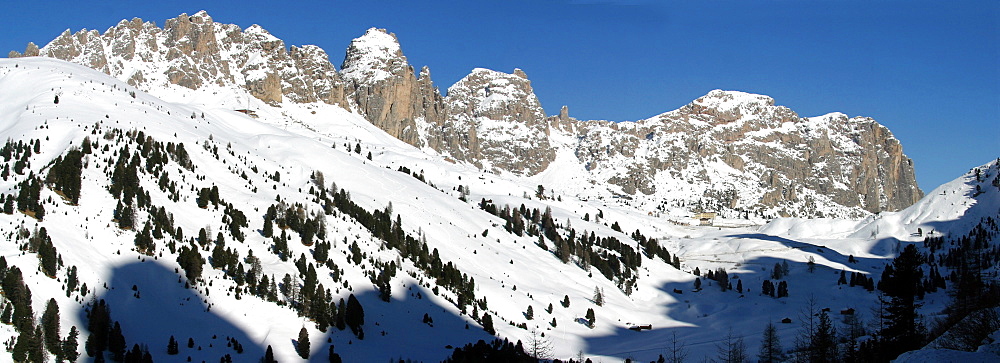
[11,11,922,219]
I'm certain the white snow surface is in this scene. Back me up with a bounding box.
[0,57,995,362]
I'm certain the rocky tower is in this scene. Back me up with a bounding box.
[340,28,446,147]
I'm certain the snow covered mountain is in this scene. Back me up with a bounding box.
[11,11,923,219]
[1,38,998,362]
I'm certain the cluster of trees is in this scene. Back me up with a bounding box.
[84,299,141,361]
[263,200,325,245]
[45,145,85,204]
[760,279,788,298]
[0,138,40,179]
[478,199,652,294]
[632,229,681,268]
[840,270,877,291]
[26,226,61,277]
[15,174,45,220]
[395,165,426,184]
[2,261,79,362]
[924,217,1000,352]
[443,338,536,363]
[312,183,479,314]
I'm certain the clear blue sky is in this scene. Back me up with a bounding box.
[2,0,996,192]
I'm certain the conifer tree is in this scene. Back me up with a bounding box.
[481,313,495,335]
[777,281,788,298]
[263,345,275,363]
[167,335,179,355]
[593,286,604,306]
[585,308,596,328]
[28,325,45,363]
[345,294,365,336]
[329,344,343,363]
[758,322,784,363]
[41,298,60,355]
[878,244,926,358]
[108,321,126,361]
[809,311,838,362]
[62,326,80,362]
[297,327,310,359]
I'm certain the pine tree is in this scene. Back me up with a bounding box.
[481,313,495,335]
[61,326,80,362]
[345,293,365,336]
[167,335,179,355]
[593,286,604,306]
[108,321,126,361]
[809,311,838,362]
[263,217,273,238]
[297,327,310,359]
[878,244,925,358]
[263,345,275,363]
[757,322,784,362]
[561,295,570,308]
[28,325,46,363]
[41,298,60,355]
[525,305,534,320]
[777,281,788,298]
[86,299,111,356]
[585,308,596,328]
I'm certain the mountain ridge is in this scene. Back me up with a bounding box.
[8,11,922,217]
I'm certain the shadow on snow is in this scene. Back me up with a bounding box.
[82,260,493,362]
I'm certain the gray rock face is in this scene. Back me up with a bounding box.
[441,68,554,174]
[567,90,923,216]
[15,13,924,216]
[23,11,350,108]
[340,28,446,147]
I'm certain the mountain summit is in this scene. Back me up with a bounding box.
[10,11,922,216]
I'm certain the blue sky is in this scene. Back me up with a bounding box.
[2,0,996,192]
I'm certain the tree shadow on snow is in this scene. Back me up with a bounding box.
[582,244,891,362]
[84,260,492,362]
[80,260,266,361]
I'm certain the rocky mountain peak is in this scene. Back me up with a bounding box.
[695,89,776,111]
[447,68,544,119]
[341,27,407,84]
[441,68,554,174]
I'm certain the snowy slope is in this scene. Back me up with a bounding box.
[0,57,994,363]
